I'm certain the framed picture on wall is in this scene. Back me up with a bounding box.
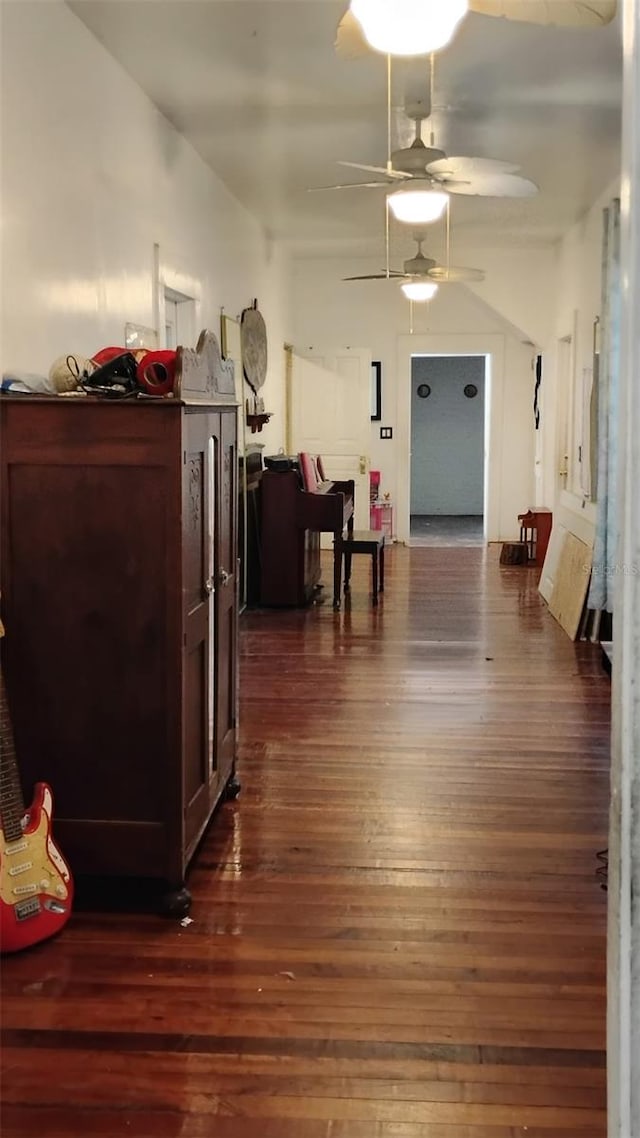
[371,361,382,421]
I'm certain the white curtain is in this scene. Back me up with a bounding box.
[588,198,621,613]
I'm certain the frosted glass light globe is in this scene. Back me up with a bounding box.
[401,281,439,301]
[387,188,449,224]
[351,0,469,56]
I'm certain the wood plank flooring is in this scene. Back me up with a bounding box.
[1,546,611,1137]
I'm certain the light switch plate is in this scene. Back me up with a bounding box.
[380,427,393,439]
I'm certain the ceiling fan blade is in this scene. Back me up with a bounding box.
[445,172,539,197]
[309,181,394,192]
[428,265,486,283]
[339,161,410,180]
[335,8,371,60]
[343,273,404,280]
[427,156,521,177]
[469,0,616,26]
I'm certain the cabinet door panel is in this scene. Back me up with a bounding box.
[215,410,237,778]
[182,414,216,850]
[4,462,169,824]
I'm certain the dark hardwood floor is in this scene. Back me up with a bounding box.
[1,546,611,1137]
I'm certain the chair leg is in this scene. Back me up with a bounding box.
[344,546,352,592]
[379,544,384,593]
[372,549,378,605]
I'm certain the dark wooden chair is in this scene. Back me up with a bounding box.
[336,529,385,607]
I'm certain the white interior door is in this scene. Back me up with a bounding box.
[538,490,596,603]
[290,347,371,538]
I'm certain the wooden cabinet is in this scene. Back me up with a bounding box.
[0,397,238,913]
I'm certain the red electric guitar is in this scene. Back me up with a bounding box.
[0,620,73,953]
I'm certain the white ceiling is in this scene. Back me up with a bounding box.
[68,0,622,257]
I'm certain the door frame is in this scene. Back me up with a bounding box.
[153,243,201,350]
[609,1,640,1131]
[409,352,488,524]
[555,332,574,498]
[396,332,504,544]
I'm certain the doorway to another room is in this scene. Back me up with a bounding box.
[163,287,196,350]
[410,355,487,547]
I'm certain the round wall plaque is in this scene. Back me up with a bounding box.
[241,302,268,392]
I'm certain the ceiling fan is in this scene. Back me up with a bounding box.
[343,234,486,287]
[313,106,538,200]
[336,1,617,60]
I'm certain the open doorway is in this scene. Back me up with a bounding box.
[410,355,487,546]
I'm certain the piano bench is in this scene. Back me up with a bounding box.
[337,530,385,607]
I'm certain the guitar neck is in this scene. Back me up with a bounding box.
[0,667,27,843]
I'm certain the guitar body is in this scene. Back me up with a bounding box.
[0,781,73,954]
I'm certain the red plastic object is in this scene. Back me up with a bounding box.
[136,350,177,396]
[91,346,128,367]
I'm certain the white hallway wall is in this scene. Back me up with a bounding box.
[538,178,620,524]
[467,246,557,349]
[0,2,617,532]
[292,255,539,541]
[0,0,291,454]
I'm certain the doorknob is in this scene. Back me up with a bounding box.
[218,567,232,587]
[204,577,214,595]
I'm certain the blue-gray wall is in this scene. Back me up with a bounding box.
[410,355,486,515]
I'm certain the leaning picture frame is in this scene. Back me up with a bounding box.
[371,360,382,421]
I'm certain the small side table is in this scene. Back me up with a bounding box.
[370,501,394,540]
[337,530,385,606]
[517,507,553,567]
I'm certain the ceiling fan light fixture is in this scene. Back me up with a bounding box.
[350,0,468,56]
[401,281,438,302]
[388,187,448,224]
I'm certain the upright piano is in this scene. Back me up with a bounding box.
[259,466,354,607]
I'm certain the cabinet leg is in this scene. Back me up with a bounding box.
[160,886,192,919]
[224,772,242,801]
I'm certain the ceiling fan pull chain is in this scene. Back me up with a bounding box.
[446,197,451,273]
